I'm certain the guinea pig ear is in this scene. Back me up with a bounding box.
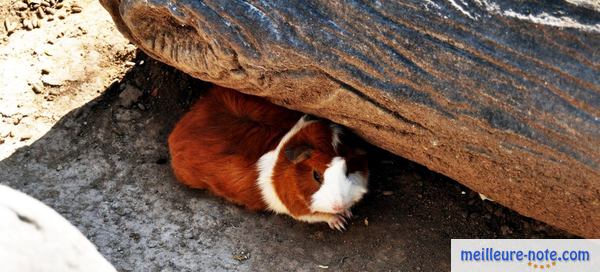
[284,144,313,164]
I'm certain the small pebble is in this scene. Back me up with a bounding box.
[42,77,62,87]
[232,250,250,262]
[129,233,140,241]
[37,8,45,19]
[41,68,50,75]
[31,83,43,94]
[20,134,33,141]
[33,19,41,28]
[45,7,56,15]
[4,19,17,34]
[115,207,127,216]
[500,225,513,236]
[23,19,33,30]
[56,165,63,171]
[118,84,143,107]
[382,191,394,196]
[70,6,82,13]
[14,2,29,11]
[0,128,10,138]
[124,61,135,67]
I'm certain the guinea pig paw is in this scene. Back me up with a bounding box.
[328,214,347,231]
[341,209,353,219]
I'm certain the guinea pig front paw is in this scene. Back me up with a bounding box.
[341,209,353,219]
[327,214,347,231]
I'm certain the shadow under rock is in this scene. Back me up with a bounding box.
[0,52,572,272]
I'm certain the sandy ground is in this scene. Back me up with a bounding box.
[0,0,572,271]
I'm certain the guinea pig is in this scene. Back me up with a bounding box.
[168,86,368,230]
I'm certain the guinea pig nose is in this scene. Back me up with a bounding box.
[332,203,344,212]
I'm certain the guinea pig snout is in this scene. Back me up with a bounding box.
[331,202,345,213]
[311,195,347,214]
[310,157,366,213]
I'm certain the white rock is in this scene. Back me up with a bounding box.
[478,193,494,202]
[0,185,116,272]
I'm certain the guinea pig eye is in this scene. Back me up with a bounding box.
[312,170,322,183]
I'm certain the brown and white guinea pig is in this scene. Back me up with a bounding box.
[168,86,368,230]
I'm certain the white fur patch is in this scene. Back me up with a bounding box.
[348,171,369,202]
[256,115,315,214]
[330,124,343,152]
[310,157,368,214]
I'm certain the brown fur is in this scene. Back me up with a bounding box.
[272,122,338,216]
[168,86,301,211]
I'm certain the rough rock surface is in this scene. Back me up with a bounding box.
[99,0,600,237]
[0,185,116,272]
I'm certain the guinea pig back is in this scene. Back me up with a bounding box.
[168,86,302,210]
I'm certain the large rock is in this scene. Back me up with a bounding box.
[99,0,600,237]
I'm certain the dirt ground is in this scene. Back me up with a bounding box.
[0,0,573,271]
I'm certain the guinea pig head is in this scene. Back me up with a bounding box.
[272,120,368,216]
